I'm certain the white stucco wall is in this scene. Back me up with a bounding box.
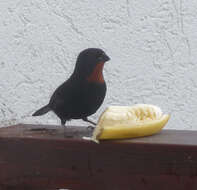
[0,0,197,129]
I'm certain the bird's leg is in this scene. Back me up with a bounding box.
[83,117,96,125]
[61,118,66,126]
[83,117,97,129]
[60,119,67,136]
[61,119,73,138]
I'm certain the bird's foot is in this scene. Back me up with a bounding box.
[60,119,72,138]
[86,125,96,130]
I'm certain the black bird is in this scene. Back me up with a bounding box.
[32,48,110,126]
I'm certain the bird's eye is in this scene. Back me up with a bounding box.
[99,52,105,57]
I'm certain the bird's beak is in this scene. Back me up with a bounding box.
[101,53,110,62]
[104,54,110,62]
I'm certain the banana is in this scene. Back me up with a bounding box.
[91,104,170,143]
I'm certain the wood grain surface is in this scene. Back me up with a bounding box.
[0,124,197,190]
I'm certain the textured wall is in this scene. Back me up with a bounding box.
[0,0,197,129]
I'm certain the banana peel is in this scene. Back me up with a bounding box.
[85,104,170,143]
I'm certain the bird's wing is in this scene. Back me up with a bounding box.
[49,79,81,110]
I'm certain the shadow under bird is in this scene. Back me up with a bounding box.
[32,48,110,126]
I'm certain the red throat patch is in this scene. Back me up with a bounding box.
[87,62,105,83]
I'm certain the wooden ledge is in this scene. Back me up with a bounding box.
[0,124,197,190]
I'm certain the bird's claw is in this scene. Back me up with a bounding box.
[87,125,95,130]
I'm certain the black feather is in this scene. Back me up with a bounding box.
[32,105,50,116]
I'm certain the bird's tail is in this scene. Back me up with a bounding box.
[32,105,51,116]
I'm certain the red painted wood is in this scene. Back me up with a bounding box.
[0,124,197,189]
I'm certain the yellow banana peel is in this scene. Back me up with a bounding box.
[89,104,170,143]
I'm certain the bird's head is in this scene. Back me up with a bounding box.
[73,48,110,82]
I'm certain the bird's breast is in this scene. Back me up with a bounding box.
[86,62,105,83]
